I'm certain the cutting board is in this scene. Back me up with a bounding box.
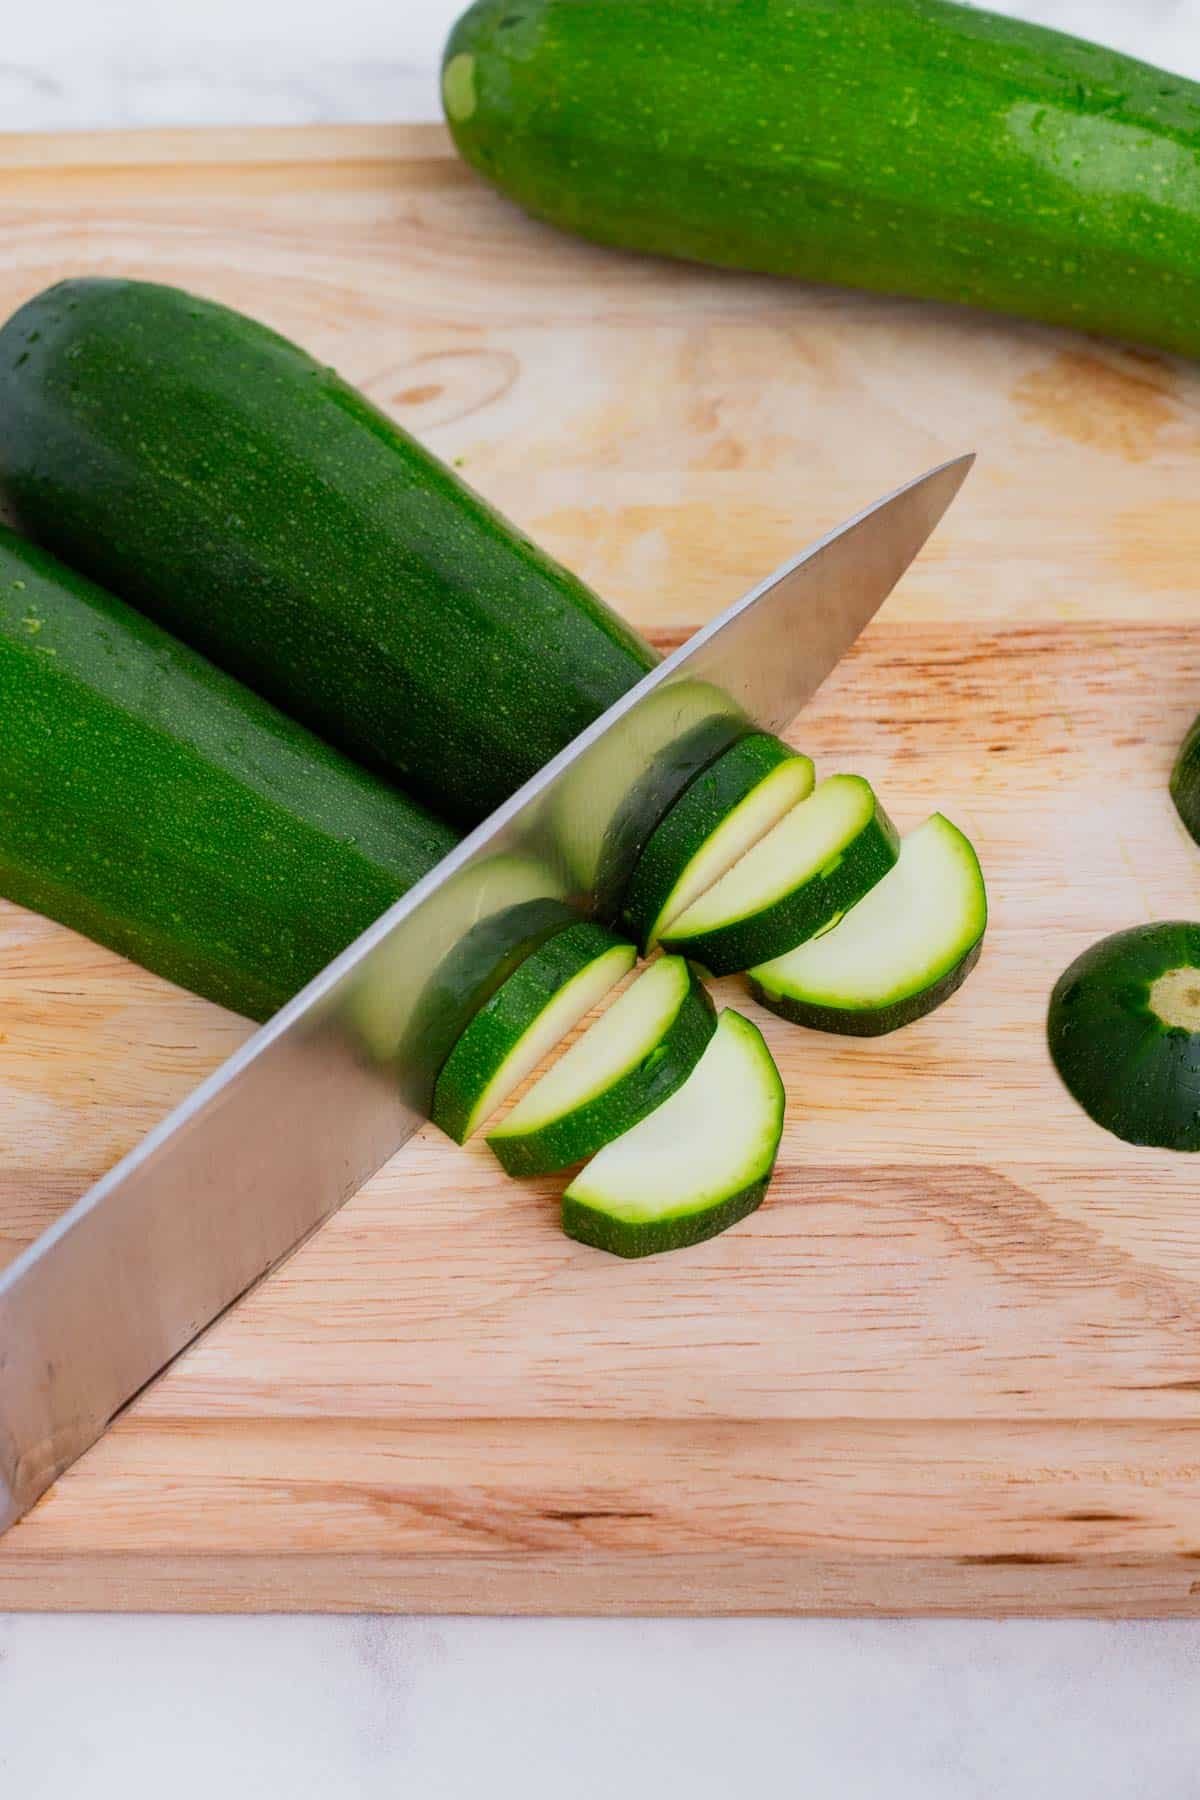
[3,123,1200,1615]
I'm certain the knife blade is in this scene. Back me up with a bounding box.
[0,452,972,1534]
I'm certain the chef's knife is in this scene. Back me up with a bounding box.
[0,453,972,1535]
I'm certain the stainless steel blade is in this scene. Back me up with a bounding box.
[0,452,972,1534]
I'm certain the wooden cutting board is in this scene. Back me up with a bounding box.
[3,123,1200,1615]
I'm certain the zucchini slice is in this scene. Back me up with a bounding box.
[488,954,716,1177]
[1170,713,1200,845]
[748,814,986,1035]
[562,1009,785,1258]
[1047,921,1200,1151]
[621,733,815,952]
[432,921,634,1143]
[659,775,898,975]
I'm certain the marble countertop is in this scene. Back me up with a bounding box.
[7,0,1200,129]
[4,1,1200,1793]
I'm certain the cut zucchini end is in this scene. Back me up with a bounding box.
[1047,920,1200,1152]
[432,928,635,1144]
[560,1008,785,1258]
[747,813,986,1035]
[487,954,716,1177]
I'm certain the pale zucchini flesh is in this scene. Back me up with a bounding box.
[621,732,815,952]
[562,1008,785,1258]
[660,774,898,975]
[748,814,986,1035]
[488,953,716,1177]
[432,920,635,1143]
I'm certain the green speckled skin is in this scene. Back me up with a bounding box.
[0,527,456,1020]
[445,0,1200,358]
[621,732,799,951]
[432,919,631,1140]
[1048,922,1200,1151]
[0,279,657,827]
[488,957,716,1175]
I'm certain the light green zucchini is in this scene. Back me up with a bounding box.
[562,1009,785,1258]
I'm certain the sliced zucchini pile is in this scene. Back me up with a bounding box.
[621,732,815,952]
[431,920,635,1142]
[660,774,898,975]
[749,814,986,1036]
[428,753,987,1256]
[1048,921,1200,1151]
[562,1009,784,1258]
[489,953,715,1176]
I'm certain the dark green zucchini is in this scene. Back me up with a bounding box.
[1047,922,1200,1150]
[444,0,1200,361]
[0,278,656,828]
[0,527,456,1020]
[1170,714,1200,845]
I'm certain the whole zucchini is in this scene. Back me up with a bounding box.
[0,278,656,828]
[443,0,1200,360]
[0,527,456,1020]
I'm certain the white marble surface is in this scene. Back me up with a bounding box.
[4,2,1200,1794]
[5,0,1200,129]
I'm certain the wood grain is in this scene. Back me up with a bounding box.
[2,124,1200,1613]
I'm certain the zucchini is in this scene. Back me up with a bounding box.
[621,733,814,952]
[1047,922,1200,1151]
[0,278,656,828]
[431,920,634,1142]
[1170,714,1200,845]
[660,775,898,976]
[562,1008,784,1258]
[488,953,716,1176]
[748,813,986,1035]
[0,526,456,1021]
[444,0,1200,362]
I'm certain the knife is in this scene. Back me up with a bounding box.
[0,452,972,1535]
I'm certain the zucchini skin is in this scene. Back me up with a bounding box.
[488,958,716,1177]
[0,278,656,828]
[445,0,1200,360]
[1047,922,1200,1151]
[561,1170,770,1260]
[621,733,800,952]
[0,528,456,1021]
[749,937,982,1036]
